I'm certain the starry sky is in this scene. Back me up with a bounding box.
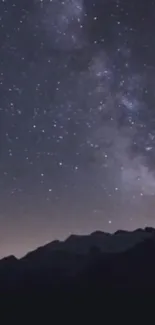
[1,0,155,258]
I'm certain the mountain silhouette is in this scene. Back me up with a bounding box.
[22,227,155,258]
[1,227,155,319]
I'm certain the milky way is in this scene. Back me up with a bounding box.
[0,0,155,257]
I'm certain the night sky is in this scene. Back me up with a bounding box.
[1,0,155,258]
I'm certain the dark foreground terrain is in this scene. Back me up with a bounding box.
[1,227,155,318]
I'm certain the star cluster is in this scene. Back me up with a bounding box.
[0,0,155,257]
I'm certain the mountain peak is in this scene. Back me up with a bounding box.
[1,255,17,262]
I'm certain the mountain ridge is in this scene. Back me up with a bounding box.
[20,226,155,260]
[0,227,155,299]
[1,227,155,262]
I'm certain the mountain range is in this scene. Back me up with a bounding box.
[0,227,155,285]
[1,227,155,319]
